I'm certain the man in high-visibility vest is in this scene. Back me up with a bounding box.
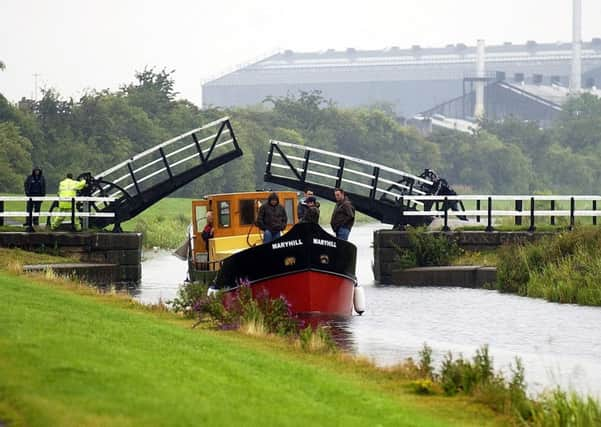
[51,173,87,231]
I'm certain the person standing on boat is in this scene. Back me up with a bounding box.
[300,196,320,224]
[297,189,313,222]
[330,188,355,241]
[257,192,287,243]
[201,211,214,250]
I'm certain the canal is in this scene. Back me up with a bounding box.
[136,223,601,397]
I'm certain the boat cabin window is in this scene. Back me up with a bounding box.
[239,199,256,226]
[218,201,230,228]
[195,205,207,231]
[284,198,294,224]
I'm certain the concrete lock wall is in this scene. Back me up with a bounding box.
[373,230,554,284]
[0,232,142,285]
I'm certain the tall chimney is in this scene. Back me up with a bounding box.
[474,39,486,118]
[570,0,582,93]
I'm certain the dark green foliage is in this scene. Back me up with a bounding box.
[2,75,601,198]
[394,228,462,269]
[496,227,601,305]
[170,281,209,317]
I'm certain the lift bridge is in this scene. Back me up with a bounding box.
[69,117,241,231]
[264,140,465,227]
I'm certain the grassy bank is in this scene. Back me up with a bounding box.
[0,271,508,427]
[496,226,601,305]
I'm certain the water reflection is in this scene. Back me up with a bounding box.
[139,223,601,397]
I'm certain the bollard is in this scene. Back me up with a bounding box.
[0,200,4,226]
[550,200,555,226]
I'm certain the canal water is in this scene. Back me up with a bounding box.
[137,223,601,397]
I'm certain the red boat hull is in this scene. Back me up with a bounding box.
[251,270,355,316]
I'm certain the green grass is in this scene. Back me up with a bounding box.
[495,226,601,305]
[0,271,508,427]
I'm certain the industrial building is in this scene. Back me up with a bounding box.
[202,39,601,118]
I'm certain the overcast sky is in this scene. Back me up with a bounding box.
[1,0,600,107]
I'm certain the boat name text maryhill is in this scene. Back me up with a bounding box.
[272,239,303,249]
[313,238,337,248]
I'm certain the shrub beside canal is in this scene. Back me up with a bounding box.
[172,280,336,352]
[496,226,601,305]
[393,227,462,269]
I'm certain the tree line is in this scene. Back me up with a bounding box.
[1,68,600,196]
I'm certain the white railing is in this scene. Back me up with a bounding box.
[94,117,234,199]
[397,194,601,230]
[0,196,115,230]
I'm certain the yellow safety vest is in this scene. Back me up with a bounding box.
[58,178,86,209]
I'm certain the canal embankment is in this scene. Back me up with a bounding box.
[0,232,142,284]
[0,267,511,427]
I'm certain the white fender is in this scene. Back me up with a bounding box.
[353,285,366,315]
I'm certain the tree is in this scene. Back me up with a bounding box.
[0,123,33,192]
[121,67,178,120]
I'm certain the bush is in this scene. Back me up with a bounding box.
[170,281,209,318]
[496,227,601,305]
[394,227,462,269]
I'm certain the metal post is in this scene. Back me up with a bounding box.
[82,201,89,230]
[593,200,597,226]
[570,197,575,230]
[301,150,311,183]
[485,196,493,232]
[515,200,522,226]
[476,199,480,223]
[550,200,555,226]
[335,158,345,189]
[0,200,3,226]
[71,198,76,232]
[399,196,404,226]
[529,197,536,232]
[442,196,450,232]
[27,197,34,232]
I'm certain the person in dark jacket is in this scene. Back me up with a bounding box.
[297,189,313,222]
[300,196,320,224]
[256,192,288,243]
[330,188,355,241]
[24,167,46,226]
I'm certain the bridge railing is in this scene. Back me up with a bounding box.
[94,117,236,199]
[0,196,115,231]
[267,140,433,206]
[399,195,601,231]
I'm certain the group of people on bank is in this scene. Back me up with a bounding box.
[255,187,355,244]
[23,168,87,231]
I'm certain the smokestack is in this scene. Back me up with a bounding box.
[474,39,486,118]
[570,0,582,93]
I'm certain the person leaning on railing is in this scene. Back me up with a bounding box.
[50,173,87,231]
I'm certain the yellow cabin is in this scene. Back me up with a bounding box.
[189,191,298,275]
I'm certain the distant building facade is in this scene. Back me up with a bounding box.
[202,40,601,118]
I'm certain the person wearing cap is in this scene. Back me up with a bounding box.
[51,173,87,231]
[256,192,288,243]
[300,196,320,224]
